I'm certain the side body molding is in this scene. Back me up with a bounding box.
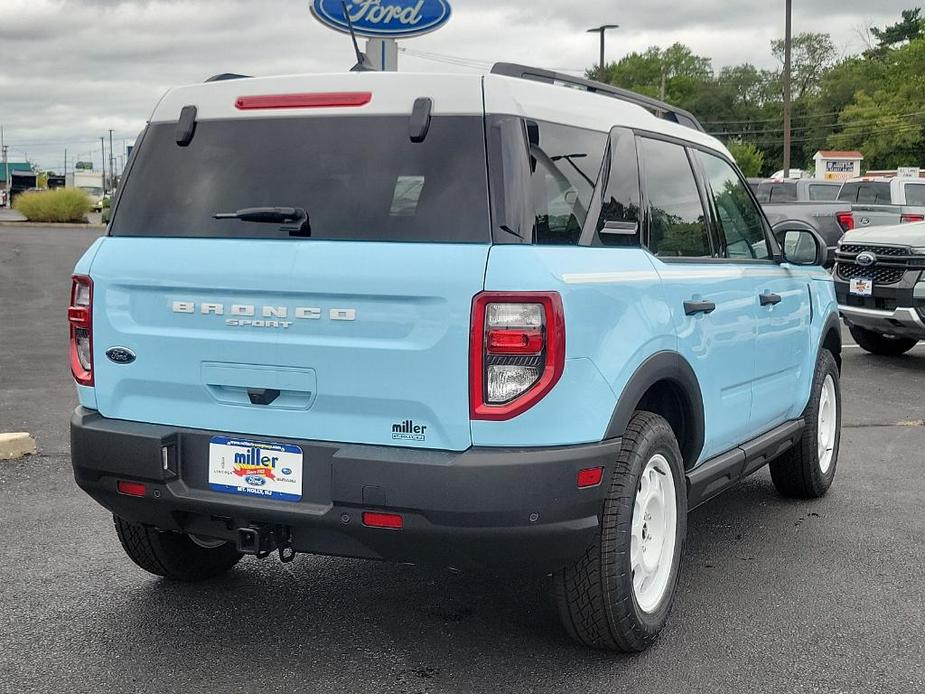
[604,351,705,467]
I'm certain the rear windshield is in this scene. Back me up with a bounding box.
[110,116,491,242]
[758,182,797,202]
[838,182,891,204]
[808,184,839,201]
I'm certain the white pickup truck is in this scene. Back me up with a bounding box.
[838,177,925,228]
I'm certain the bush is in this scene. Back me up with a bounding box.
[13,188,92,223]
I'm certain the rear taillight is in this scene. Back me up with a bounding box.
[68,275,93,386]
[901,213,925,223]
[836,211,855,232]
[470,292,565,421]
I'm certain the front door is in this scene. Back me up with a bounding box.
[695,150,811,433]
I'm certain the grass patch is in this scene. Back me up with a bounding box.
[13,188,91,223]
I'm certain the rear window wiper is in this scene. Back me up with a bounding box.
[213,207,311,236]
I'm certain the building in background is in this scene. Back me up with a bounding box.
[814,151,863,181]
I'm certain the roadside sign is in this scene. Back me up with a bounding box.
[897,167,920,179]
[309,0,452,38]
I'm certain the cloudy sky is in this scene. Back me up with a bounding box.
[0,0,911,171]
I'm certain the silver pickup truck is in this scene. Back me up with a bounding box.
[838,177,925,228]
[834,221,925,355]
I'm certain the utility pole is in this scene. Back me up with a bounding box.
[100,137,106,195]
[1,124,8,204]
[108,129,115,191]
[64,148,68,178]
[782,0,793,178]
[586,25,619,78]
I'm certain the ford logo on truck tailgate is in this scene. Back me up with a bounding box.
[309,0,452,38]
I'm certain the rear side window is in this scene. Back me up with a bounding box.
[699,153,770,261]
[110,116,491,242]
[525,121,606,245]
[808,184,839,201]
[905,183,925,206]
[639,138,711,258]
[767,183,797,202]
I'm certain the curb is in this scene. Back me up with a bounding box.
[0,221,106,230]
[0,432,37,460]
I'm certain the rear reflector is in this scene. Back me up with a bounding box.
[901,213,925,223]
[235,92,372,110]
[362,512,403,530]
[117,480,147,497]
[577,467,605,489]
[836,211,855,232]
[487,329,544,354]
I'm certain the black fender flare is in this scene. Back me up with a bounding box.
[604,351,705,467]
[818,310,842,369]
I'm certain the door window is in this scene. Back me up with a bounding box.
[638,138,712,258]
[699,153,771,260]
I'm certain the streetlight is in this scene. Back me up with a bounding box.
[587,24,619,74]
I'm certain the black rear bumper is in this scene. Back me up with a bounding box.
[70,408,621,571]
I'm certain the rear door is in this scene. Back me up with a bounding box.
[90,105,492,452]
[638,137,757,460]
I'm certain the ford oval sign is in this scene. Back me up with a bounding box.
[310,0,451,38]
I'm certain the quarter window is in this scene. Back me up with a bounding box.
[700,153,771,260]
[905,183,925,206]
[639,138,711,258]
[525,121,606,245]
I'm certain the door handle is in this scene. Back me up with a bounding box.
[759,292,782,307]
[683,300,716,316]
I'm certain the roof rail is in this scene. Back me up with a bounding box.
[205,73,252,83]
[490,63,705,133]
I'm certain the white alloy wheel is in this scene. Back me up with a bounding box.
[817,374,837,474]
[630,453,678,613]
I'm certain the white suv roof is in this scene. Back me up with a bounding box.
[150,70,729,157]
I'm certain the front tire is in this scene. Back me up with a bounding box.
[769,349,841,498]
[552,412,686,652]
[114,516,243,582]
[849,325,918,356]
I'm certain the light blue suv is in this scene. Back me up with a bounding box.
[69,64,843,651]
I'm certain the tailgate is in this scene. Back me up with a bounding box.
[89,239,488,451]
[853,205,901,228]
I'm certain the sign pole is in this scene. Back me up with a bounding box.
[366,38,398,71]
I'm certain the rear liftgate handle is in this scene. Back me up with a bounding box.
[683,299,717,316]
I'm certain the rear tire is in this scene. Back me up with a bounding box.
[114,516,243,582]
[769,349,841,498]
[849,325,918,356]
[552,412,686,652]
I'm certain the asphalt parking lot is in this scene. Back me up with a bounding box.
[1,226,923,694]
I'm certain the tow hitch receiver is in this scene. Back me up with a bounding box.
[236,525,295,562]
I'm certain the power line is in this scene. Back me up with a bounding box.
[709,109,925,137]
[746,120,925,146]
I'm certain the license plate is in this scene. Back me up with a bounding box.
[849,278,873,297]
[208,436,303,502]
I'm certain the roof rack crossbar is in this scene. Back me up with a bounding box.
[490,63,705,133]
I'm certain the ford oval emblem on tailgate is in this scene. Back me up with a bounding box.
[106,347,136,364]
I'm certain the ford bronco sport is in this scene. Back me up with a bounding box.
[69,64,843,652]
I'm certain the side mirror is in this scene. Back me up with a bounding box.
[778,228,827,267]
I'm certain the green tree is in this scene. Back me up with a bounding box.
[771,32,837,98]
[872,8,923,48]
[590,43,712,108]
[727,140,766,177]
